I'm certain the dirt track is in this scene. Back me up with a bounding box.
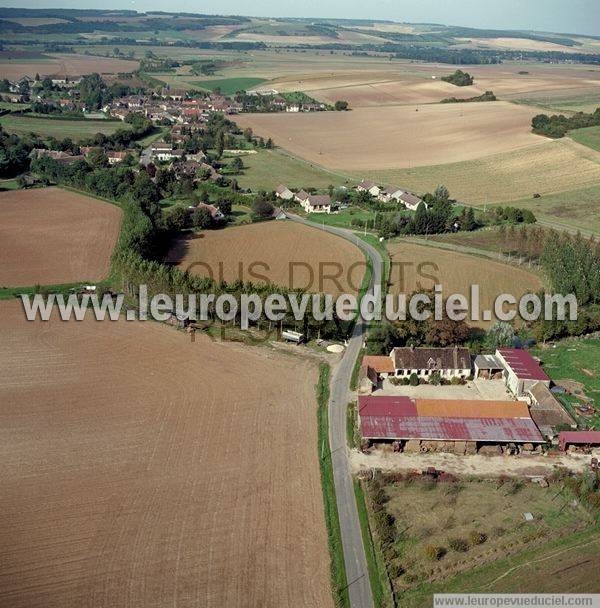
[0,301,333,608]
[0,187,121,287]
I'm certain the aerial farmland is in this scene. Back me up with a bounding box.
[0,5,599,608]
[0,187,121,287]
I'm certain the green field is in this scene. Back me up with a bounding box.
[403,528,600,606]
[304,207,376,229]
[364,474,600,607]
[0,114,130,140]
[490,182,600,235]
[234,148,349,191]
[569,125,600,153]
[532,338,600,428]
[192,77,267,95]
[515,93,600,114]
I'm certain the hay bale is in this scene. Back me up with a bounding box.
[478,444,503,456]
[404,440,421,453]
[465,442,477,455]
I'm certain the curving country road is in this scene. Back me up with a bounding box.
[288,214,382,608]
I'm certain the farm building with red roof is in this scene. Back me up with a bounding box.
[358,395,543,448]
[496,348,550,396]
[559,431,600,451]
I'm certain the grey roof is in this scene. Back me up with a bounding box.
[474,354,503,370]
[399,192,423,206]
[391,347,471,371]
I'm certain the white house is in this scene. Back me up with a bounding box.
[150,142,184,162]
[304,194,332,214]
[378,186,405,203]
[275,184,294,201]
[357,179,381,197]
[295,189,310,204]
[390,346,471,380]
[399,191,425,211]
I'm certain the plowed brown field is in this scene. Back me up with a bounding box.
[166,221,366,295]
[0,300,333,608]
[387,241,543,327]
[0,53,139,80]
[0,187,121,287]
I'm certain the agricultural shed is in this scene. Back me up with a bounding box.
[474,354,504,379]
[496,348,550,396]
[528,381,576,438]
[559,431,600,451]
[359,395,543,444]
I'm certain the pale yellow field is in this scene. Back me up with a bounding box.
[366,138,600,204]
[455,36,594,54]
[387,241,544,326]
[234,102,545,171]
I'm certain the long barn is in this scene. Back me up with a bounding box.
[359,396,543,448]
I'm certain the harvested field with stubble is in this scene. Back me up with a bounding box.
[234,102,544,171]
[0,300,333,608]
[387,241,543,326]
[0,187,121,287]
[166,221,366,295]
[0,53,139,80]
[367,139,600,209]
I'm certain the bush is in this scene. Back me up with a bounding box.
[448,537,469,552]
[334,100,349,111]
[430,371,442,385]
[424,545,446,561]
[468,531,487,546]
[409,372,420,386]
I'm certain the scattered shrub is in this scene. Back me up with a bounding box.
[448,537,469,552]
[424,545,446,561]
[468,531,488,546]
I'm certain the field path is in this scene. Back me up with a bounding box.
[288,213,381,608]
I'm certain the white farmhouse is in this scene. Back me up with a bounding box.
[275,184,294,201]
[356,179,381,197]
[303,194,332,214]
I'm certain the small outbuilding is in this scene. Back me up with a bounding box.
[559,431,600,451]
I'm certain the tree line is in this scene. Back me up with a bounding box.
[532,107,600,138]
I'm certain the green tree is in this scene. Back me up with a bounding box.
[193,205,213,229]
[86,147,108,169]
[230,156,244,174]
[334,100,349,111]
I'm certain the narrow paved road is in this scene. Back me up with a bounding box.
[289,214,382,608]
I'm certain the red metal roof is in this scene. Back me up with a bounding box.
[358,395,417,418]
[559,431,600,445]
[361,414,543,443]
[498,348,549,382]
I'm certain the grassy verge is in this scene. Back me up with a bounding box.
[354,480,395,608]
[350,347,365,391]
[316,363,350,608]
[346,401,359,449]
[0,282,84,301]
[357,233,390,292]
